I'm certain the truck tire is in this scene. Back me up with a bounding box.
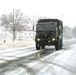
[60,41,62,49]
[41,45,45,49]
[55,42,60,50]
[36,42,40,50]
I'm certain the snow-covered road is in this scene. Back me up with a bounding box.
[21,43,76,75]
[0,39,76,75]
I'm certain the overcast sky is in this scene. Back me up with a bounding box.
[0,0,76,28]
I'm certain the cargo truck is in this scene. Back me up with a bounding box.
[35,19,63,50]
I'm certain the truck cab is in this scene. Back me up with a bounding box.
[35,19,63,50]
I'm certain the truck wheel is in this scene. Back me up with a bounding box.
[55,45,58,50]
[55,42,60,50]
[60,42,62,49]
[36,43,40,50]
[41,45,45,49]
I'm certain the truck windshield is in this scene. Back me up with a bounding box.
[36,22,56,31]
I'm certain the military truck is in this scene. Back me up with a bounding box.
[35,19,63,50]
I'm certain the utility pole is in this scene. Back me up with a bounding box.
[13,9,15,41]
[33,16,34,31]
[33,16,35,40]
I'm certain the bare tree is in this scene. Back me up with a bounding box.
[1,9,31,41]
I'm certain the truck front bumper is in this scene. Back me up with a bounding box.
[35,38,56,45]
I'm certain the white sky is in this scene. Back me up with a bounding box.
[0,0,76,28]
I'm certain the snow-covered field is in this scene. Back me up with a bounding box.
[0,39,35,50]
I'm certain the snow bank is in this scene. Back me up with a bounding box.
[0,39,35,50]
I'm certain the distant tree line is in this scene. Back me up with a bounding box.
[72,26,76,38]
[63,26,76,39]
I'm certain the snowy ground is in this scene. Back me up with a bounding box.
[0,38,76,75]
[0,39,35,50]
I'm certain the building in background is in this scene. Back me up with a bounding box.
[0,26,35,42]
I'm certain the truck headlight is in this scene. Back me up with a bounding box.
[37,38,40,41]
[52,38,55,41]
